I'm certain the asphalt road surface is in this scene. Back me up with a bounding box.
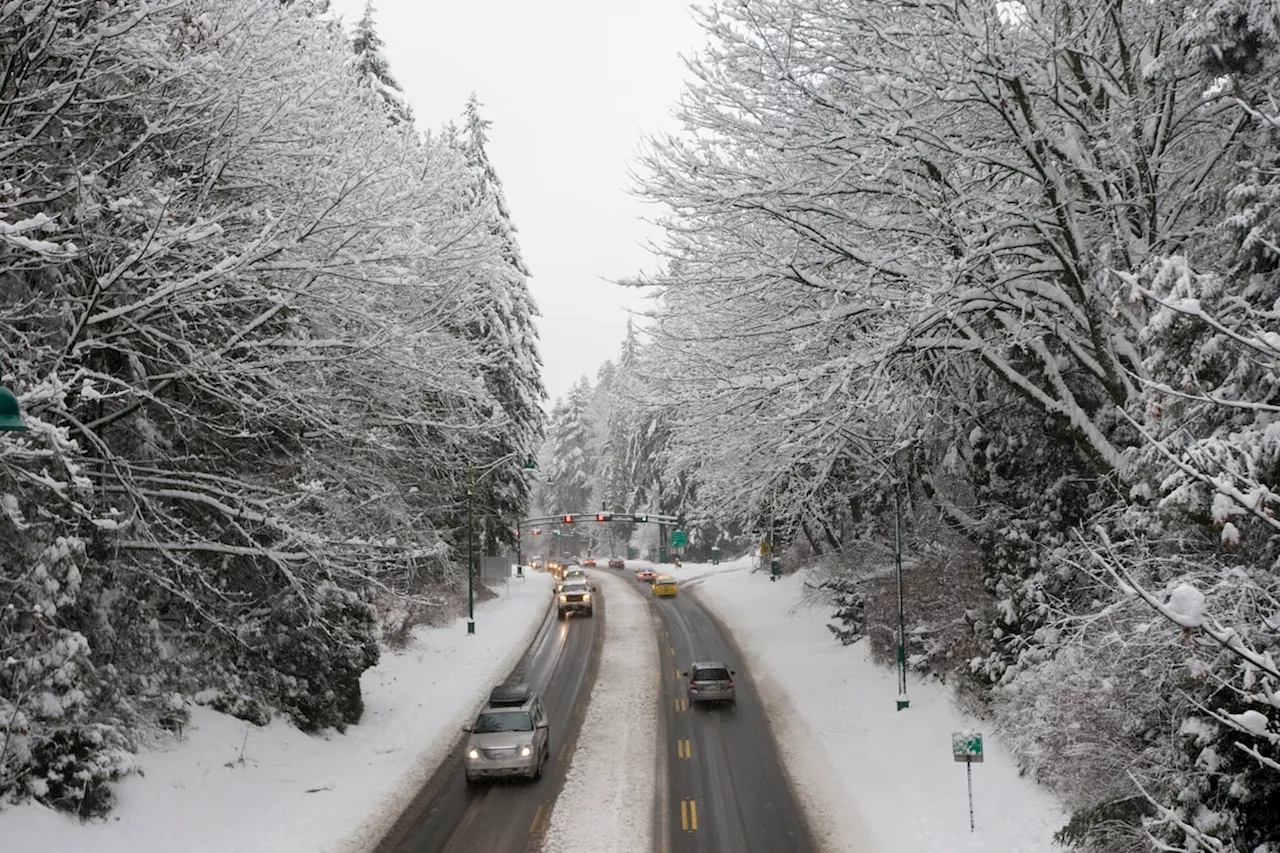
[649,579,818,853]
[373,585,604,853]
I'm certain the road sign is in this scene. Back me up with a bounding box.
[760,540,770,555]
[670,529,688,548]
[952,732,983,762]
[952,731,982,833]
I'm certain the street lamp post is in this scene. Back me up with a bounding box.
[465,454,537,635]
[893,477,909,711]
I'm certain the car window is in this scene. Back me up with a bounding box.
[693,668,730,681]
[473,711,534,733]
[563,582,588,591]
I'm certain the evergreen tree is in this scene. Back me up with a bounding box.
[349,1,413,125]
[454,95,546,553]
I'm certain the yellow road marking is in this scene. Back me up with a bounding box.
[675,667,681,679]
[669,646,675,656]
[680,799,698,832]
[530,803,548,835]
[559,742,570,762]
[676,738,691,759]
[675,697,687,712]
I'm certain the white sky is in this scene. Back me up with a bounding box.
[327,0,704,406]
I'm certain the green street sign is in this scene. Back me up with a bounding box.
[951,732,983,763]
[670,529,688,548]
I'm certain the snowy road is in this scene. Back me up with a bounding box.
[372,586,604,853]
[649,581,816,853]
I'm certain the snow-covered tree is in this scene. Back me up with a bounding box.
[349,1,414,125]
[0,0,539,815]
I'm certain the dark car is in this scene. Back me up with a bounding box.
[608,558,625,569]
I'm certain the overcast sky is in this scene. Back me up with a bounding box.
[327,0,703,406]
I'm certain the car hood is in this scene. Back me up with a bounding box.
[470,731,534,750]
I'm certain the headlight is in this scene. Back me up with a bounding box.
[559,594,567,601]
[582,593,591,600]
[519,744,533,757]
[467,747,480,760]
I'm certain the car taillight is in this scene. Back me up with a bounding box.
[726,679,734,689]
[689,684,698,691]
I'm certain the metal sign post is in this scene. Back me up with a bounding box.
[951,732,983,832]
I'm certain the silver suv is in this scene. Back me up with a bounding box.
[683,661,736,706]
[462,683,550,785]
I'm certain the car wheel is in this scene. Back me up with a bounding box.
[532,753,544,781]
[465,774,481,788]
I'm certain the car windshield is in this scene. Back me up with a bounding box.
[473,711,533,733]
[562,583,588,593]
[693,668,730,681]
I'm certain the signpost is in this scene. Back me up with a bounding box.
[951,732,983,832]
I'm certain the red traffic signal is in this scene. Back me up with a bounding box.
[562,514,574,524]
[596,513,612,522]
[532,528,541,535]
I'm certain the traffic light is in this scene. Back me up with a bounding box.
[635,514,648,523]
[563,514,574,524]
[532,528,541,535]
[596,512,612,522]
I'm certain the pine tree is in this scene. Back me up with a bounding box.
[454,95,546,553]
[349,1,413,125]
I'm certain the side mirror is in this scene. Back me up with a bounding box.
[591,585,598,592]
[730,670,737,675]
[537,722,549,729]
[680,671,688,678]
[461,724,472,732]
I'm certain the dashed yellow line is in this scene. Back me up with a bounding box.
[669,645,676,656]
[674,667,681,679]
[530,803,549,836]
[674,697,687,712]
[680,799,698,832]
[676,738,691,759]
[559,741,570,762]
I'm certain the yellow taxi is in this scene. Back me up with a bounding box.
[652,574,678,597]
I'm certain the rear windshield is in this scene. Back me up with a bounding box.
[693,668,730,681]
[474,711,533,733]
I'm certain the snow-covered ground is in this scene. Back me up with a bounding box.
[0,572,555,853]
[3,556,1068,853]
[658,555,1068,853]
[541,568,657,852]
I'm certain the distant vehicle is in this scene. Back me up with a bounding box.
[609,558,626,569]
[462,683,550,784]
[562,568,588,584]
[635,568,657,583]
[557,579,594,618]
[548,560,563,577]
[581,557,597,567]
[652,575,677,597]
[683,662,736,706]
[530,559,542,570]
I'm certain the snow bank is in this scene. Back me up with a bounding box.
[0,573,555,853]
[665,557,1067,853]
[541,569,658,852]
